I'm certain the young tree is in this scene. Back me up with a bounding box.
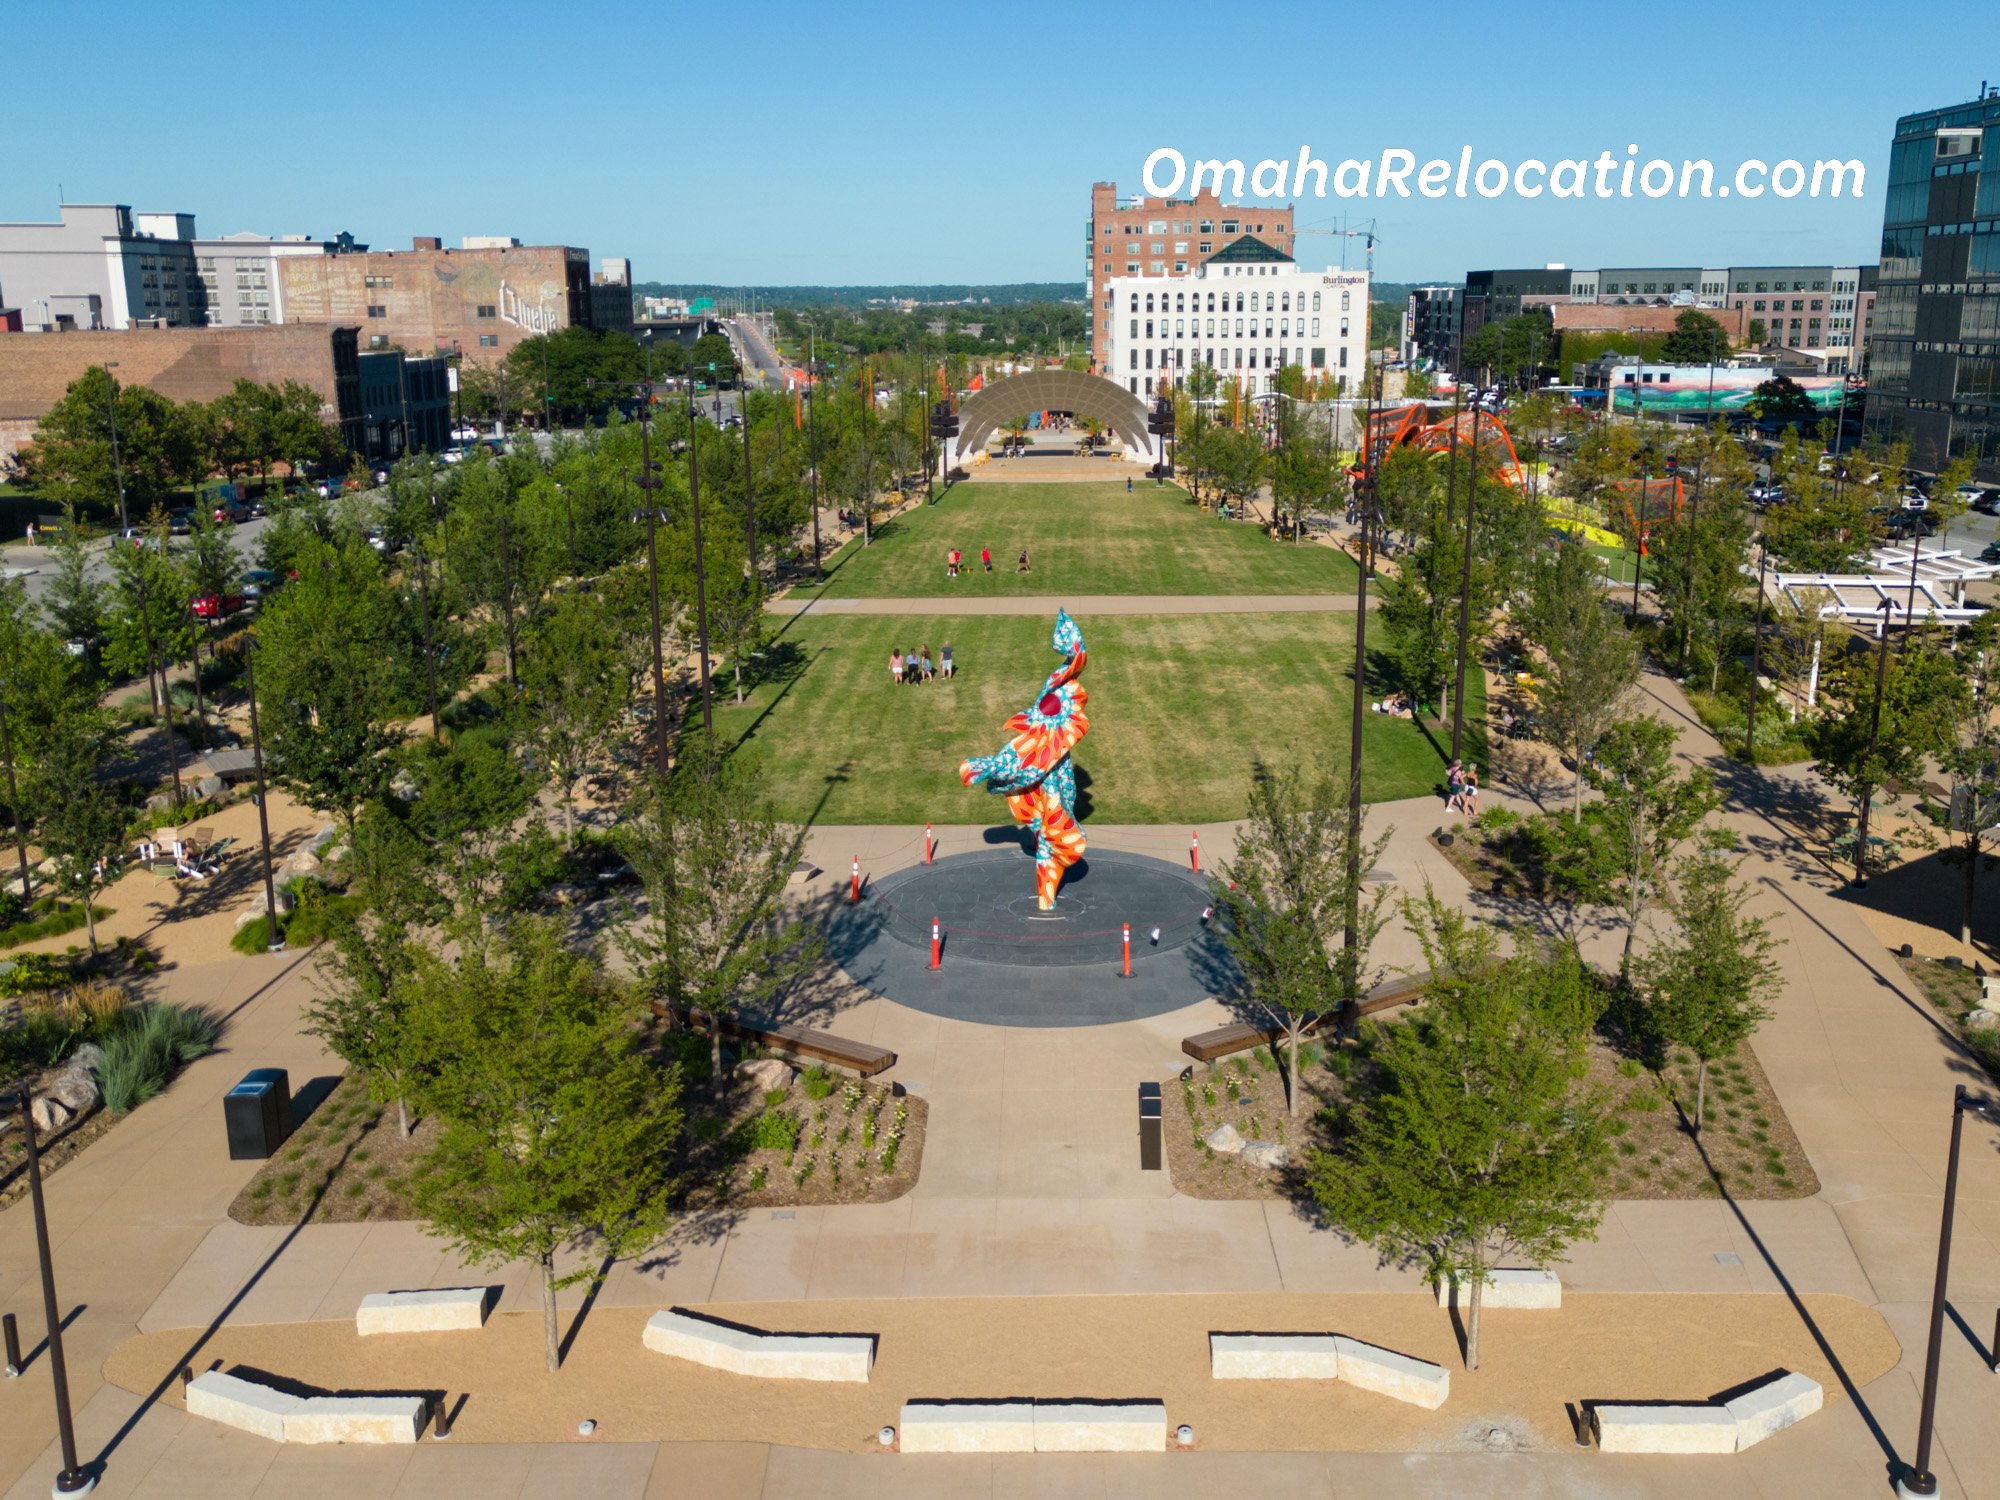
[409,917,680,1372]
[1211,764,1391,1116]
[1660,309,1733,364]
[1554,717,1723,968]
[515,592,634,844]
[616,750,819,1073]
[40,509,104,653]
[1641,849,1781,1132]
[252,539,400,837]
[1311,888,1610,1369]
[449,451,552,684]
[24,705,127,954]
[1807,626,1967,880]
[24,367,201,518]
[307,810,441,1137]
[1936,619,2000,945]
[1521,539,1641,818]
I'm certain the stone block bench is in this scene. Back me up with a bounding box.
[643,1307,874,1382]
[1434,1268,1561,1310]
[356,1287,490,1336]
[897,1399,1167,1453]
[185,1370,426,1444]
[1593,1370,1823,1453]
[1208,1333,1448,1409]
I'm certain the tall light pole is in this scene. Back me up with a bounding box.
[807,330,824,580]
[684,378,715,737]
[1449,394,1481,760]
[1852,596,1896,888]
[1744,537,1769,763]
[1895,1085,1997,1499]
[633,383,672,779]
[103,362,128,532]
[240,640,284,952]
[16,1093,97,1495]
[1344,356,1382,1025]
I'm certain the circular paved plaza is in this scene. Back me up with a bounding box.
[824,846,1241,1026]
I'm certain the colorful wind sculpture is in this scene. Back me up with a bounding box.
[959,610,1090,909]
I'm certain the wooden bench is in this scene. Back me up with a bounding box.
[1181,972,1432,1062]
[646,1002,895,1077]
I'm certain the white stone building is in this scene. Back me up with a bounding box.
[1099,235,1369,399]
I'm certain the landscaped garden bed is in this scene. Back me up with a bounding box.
[230,1049,927,1227]
[1163,1023,1816,1204]
[1894,951,2000,1084]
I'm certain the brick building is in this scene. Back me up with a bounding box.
[1087,182,1294,375]
[1547,302,1751,342]
[0,324,358,462]
[277,237,599,363]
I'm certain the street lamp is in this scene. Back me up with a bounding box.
[1629,445,1654,622]
[1344,360,1384,1027]
[1852,595,1896,888]
[1449,391,1481,760]
[631,384,673,779]
[683,381,716,738]
[102,362,128,533]
[1895,1084,1998,1499]
[14,1092,97,1495]
[1744,535,1770,763]
[239,638,284,952]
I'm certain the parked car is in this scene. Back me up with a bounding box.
[1874,507,1938,540]
[1973,489,2000,516]
[1979,541,2000,563]
[238,568,279,600]
[191,591,249,620]
[211,500,252,524]
[167,507,195,535]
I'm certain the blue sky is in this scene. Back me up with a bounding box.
[4,0,1994,286]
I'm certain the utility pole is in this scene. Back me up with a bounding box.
[242,642,284,951]
[807,329,824,579]
[685,380,715,737]
[104,362,129,532]
[634,384,671,779]
[1449,394,1479,760]
[1744,538,1769,763]
[16,1094,95,1496]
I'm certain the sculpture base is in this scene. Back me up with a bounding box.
[821,846,1241,1028]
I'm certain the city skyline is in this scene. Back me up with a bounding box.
[4,0,1991,286]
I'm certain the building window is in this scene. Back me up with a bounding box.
[476,304,497,318]
[1311,347,1325,368]
[1311,318,1319,336]
[1130,319,1138,337]
[367,305,387,318]
[1129,350,1138,370]
[479,334,498,348]
[370,334,388,348]
[1198,241,1211,254]
[1174,241,1188,254]
[1221,219,1238,233]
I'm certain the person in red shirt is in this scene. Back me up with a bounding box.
[981,546,992,572]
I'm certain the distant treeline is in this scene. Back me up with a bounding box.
[632,283,1083,309]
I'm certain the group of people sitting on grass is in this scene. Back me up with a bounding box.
[890,644,955,685]
[1372,689,1414,719]
[944,546,1029,577]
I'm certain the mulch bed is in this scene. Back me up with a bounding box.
[1162,1026,1817,1205]
[0,1084,116,1212]
[229,1059,929,1228]
[1894,952,2000,1085]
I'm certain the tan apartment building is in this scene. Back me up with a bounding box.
[1086,182,1293,374]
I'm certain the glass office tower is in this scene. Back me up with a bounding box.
[1864,89,2000,481]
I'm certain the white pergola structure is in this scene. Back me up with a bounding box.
[1768,545,1998,706]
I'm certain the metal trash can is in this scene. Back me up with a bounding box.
[1138,1081,1163,1171]
[224,1068,293,1160]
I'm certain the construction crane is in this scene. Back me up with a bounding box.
[1296,218,1378,276]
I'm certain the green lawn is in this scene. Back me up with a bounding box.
[802,482,1357,599]
[715,611,1478,825]
[1588,541,1641,585]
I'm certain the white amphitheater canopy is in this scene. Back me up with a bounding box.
[1772,545,1998,629]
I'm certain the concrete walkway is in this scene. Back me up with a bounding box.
[5,667,2000,1494]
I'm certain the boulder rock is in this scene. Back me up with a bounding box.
[285,850,321,877]
[195,774,225,799]
[49,1067,99,1114]
[389,772,418,802]
[30,1095,71,1133]
[70,1042,103,1072]
[1966,1009,1998,1031]
[549,883,589,907]
[1241,1140,1289,1170]
[738,1058,794,1093]
[310,824,339,853]
[145,792,176,813]
[1204,1123,1245,1155]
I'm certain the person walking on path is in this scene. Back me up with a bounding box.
[1445,758,1464,815]
[1127,476,1134,493]
[940,642,954,679]
[981,546,992,572]
[23,521,35,547]
[890,648,904,686]
[1463,764,1480,818]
